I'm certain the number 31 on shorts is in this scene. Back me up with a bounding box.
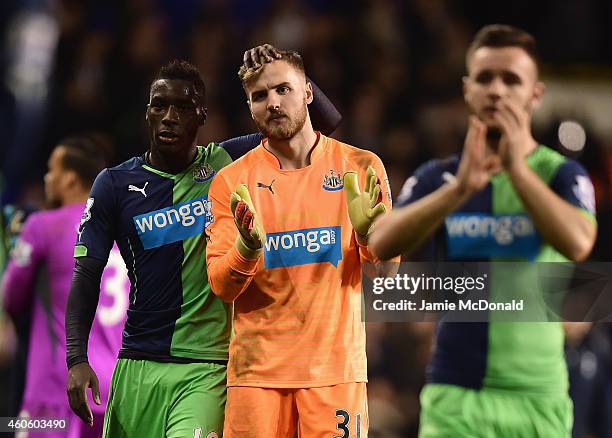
[334,409,362,438]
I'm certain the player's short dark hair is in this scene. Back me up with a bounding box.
[58,135,107,188]
[152,59,206,106]
[467,24,540,71]
[238,48,305,87]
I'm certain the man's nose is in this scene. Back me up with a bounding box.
[487,77,506,99]
[162,105,180,123]
[267,96,281,111]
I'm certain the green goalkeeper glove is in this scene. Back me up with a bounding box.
[343,166,387,244]
[230,184,264,259]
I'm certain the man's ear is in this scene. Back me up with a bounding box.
[246,99,254,119]
[62,169,79,191]
[197,106,208,125]
[462,76,470,104]
[531,81,545,110]
[305,81,313,105]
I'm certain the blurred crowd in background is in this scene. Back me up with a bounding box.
[1,0,612,437]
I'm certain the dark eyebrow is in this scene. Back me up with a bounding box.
[502,70,522,82]
[474,68,522,81]
[273,82,291,89]
[251,82,292,95]
[250,89,267,100]
[474,68,492,77]
[150,94,193,105]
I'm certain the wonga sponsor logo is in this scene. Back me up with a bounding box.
[445,213,540,259]
[133,196,213,249]
[264,226,342,268]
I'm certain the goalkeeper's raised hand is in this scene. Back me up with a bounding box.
[343,166,387,245]
[230,184,264,259]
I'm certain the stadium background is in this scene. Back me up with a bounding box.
[0,0,611,436]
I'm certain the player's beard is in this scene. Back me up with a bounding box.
[257,102,307,141]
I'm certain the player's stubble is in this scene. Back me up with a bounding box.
[255,97,308,141]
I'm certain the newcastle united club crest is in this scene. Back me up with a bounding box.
[193,163,216,183]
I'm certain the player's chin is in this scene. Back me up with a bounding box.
[261,127,283,140]
[476,111,498,125]
[155,136,187,152]
[266,123,299,140]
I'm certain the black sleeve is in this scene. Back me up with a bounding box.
[65,256,105,369]
[308,76,342,136]
[549,159,596,216]
[75,169,115,262]
[395,160,442,207]
[218,134,263,161]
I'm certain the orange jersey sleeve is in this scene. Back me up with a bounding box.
[206,133,395,388]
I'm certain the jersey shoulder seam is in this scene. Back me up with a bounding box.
[215,146,261,177]
[334,140,383,170]
[97,167,120,222]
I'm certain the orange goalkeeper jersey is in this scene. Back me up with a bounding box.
[206,133,394,388]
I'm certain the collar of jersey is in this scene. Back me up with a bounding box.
[258,131,328,171]
[141,145,204,179]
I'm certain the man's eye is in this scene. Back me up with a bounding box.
[475,73,492,84]
[503,75,521,86]
[277,86,290,94]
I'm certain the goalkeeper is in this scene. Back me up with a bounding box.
[206,46,398,437]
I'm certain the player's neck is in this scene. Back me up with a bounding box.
[265,120,318,170]
[148,145,198,174]
[61,190,90,206]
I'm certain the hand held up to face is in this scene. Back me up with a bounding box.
[456,116,501,196]
[493,98,535,171]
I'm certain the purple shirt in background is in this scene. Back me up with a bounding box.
[2,202,129,414]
